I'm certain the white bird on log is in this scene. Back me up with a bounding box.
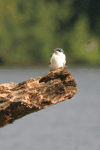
[49,48,66,71]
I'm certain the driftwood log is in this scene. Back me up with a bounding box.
[0,68,78,128]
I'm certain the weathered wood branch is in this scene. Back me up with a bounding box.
[0,68,78,128]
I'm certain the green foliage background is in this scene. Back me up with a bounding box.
[0,0,100,66]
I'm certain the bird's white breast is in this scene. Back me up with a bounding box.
[49,52,66,71]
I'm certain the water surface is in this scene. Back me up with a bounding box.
[0,68,100,150]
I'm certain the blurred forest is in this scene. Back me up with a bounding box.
[0,0,100,67]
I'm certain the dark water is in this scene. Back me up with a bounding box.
[0,68,100,150]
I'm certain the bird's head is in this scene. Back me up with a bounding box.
[54,48,64,54]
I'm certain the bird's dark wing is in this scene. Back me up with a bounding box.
[49,53,54,65]
[65,55,66,65]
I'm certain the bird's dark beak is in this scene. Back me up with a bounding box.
[54,49,56,52]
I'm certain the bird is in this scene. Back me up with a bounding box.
[49,48,66,71]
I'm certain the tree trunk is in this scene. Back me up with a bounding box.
[0,68,78,128]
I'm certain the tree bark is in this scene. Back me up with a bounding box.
[0,68,78,128]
